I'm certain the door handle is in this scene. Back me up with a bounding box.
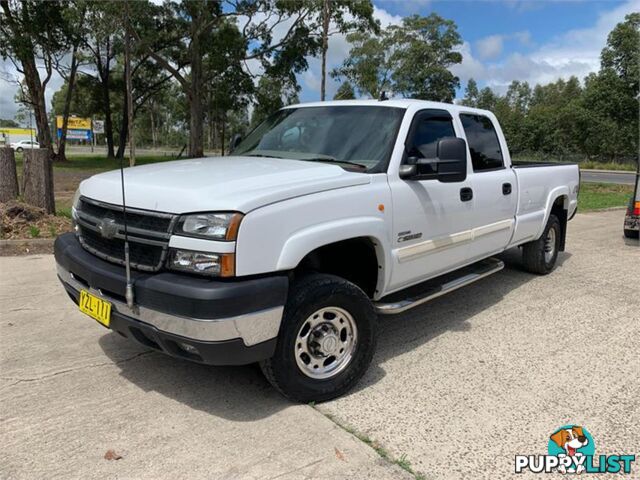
[460,187,473,202]
[502,183,512,195]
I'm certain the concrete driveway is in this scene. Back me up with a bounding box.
[1,209,638,479]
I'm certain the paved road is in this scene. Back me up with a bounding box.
[1,210,638,479]
[580,169,636,185]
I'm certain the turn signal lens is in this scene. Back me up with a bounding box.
[633,201,640,216]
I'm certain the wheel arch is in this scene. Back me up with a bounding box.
[276,218,389,299]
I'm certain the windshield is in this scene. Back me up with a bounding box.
[231,106,405,173]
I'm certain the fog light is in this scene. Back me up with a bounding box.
[168,249,235,277]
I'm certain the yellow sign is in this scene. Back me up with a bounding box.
[56,116,92,130]
[0,128,36,135]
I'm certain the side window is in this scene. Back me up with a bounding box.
[407,112,456,160]
[460,114,504,171]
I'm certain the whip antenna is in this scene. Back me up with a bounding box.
[123,0,134,309]
[120,157,134,309]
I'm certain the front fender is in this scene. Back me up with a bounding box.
[276,218,390,298]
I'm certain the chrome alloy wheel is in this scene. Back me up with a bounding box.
[294,307,358,379]
[544,227,556,263]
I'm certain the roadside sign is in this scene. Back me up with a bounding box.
[92,120,105,134]
[56,116,92,141]
[56,116,91,130]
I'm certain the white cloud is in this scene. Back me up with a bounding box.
[476,35,504,60]
[475,30,531,60]
[453,0,639,93]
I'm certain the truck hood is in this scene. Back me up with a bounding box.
[79,156,371,213]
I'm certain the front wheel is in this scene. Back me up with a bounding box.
[260,273,377,403]
[624,228,639,239]
[522,214,561,275]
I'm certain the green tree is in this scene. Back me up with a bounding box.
[0,119,19,127]
[251,74,300,127]
[315,0,377,101]
[334,14,462,102]
[334,81,356,100]
[331,30,392,98]
[137,0,321,158]
[600,12,639,95]
[461,78,479,107]
[388,14,462,102]
[0,0,69,213]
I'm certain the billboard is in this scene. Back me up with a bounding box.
[56,116,91,130]
[56,116,92,141]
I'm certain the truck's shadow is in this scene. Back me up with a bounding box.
[99,248,572,416]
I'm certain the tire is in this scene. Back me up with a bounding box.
[522,214,561,275]
[260,273,377,403]
[16,147,23,153]
[624,228,639,239]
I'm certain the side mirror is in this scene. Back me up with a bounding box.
[228,133,242,154]
[435,137,467,183]
[399,137,467,182]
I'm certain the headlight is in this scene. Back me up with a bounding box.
[168,249,235,277]
[175,212,243,241]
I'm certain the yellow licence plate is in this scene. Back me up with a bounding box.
[79,290,112,327]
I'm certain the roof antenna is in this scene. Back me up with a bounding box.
[379,91,389,101]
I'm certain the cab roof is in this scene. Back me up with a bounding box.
[284,98,494,117]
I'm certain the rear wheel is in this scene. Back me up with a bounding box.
[16,147,23,153]
[522,214,561,275]
[260,273,377,403]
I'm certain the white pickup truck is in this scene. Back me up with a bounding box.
[55,99,579,402]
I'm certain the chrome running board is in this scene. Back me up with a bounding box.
[374,257,504,315]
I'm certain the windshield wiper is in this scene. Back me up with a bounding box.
[304,157,368,170]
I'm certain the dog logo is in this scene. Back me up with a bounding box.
[549,425,592,474]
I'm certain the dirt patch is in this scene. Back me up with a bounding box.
[0,201,72,241]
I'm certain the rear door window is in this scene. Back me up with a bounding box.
[460,114,504,171]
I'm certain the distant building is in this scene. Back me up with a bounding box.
[0,128,37,146]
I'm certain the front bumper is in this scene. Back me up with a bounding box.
[54,233,288,365]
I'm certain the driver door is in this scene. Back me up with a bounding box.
[388,109,475,292]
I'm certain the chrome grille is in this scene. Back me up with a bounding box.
[75,197,177,272]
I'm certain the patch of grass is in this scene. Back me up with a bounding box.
[48,225,57,237]
[578,183,633,211]
[56,207,73,218]
[52,154,180,172]
[318,411,425,479]
[28,225,41,238]
[578,160,636,172]
[15,152,181,174]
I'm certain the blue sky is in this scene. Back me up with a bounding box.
[299,0,640,102]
